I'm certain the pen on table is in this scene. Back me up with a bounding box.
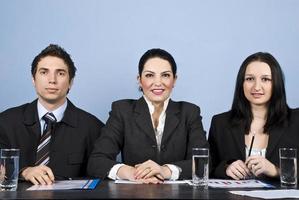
[154,175,164,182]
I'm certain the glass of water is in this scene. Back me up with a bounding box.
[192,148,209,188]
[279,148,297,188]
[0,149,19,191]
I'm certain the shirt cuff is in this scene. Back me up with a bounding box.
[165,164,181,180]
[108,163,125,180]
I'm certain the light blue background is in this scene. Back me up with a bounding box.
[1,1,298,134]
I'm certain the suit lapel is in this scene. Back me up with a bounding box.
[161,100,179,144]
[266,127,284,158]
[134,97,156,142]
[230,124,246,159]
[60,99,78,128]
[23,99,41,142]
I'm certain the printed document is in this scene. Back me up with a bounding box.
[230,189,299,199]
[27,179,100,191]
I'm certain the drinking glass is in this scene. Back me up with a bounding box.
[192,148,209,188]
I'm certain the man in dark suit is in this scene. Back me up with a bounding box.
[0,44,104,185]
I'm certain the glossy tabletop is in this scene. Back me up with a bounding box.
[0,179,289,199]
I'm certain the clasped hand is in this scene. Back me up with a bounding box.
[226,156,278,180]
[117,159,171,184]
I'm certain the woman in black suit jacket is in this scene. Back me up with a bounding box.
[88,48,208,183]
[209,52,299,180]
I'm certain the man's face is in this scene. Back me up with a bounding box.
[33,56,72,110]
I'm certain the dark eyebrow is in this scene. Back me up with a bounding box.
[56,69,67,72]
[245,74,271,76]
[143,70,155,73]
[261,74,272,77]
[38,67,49,71]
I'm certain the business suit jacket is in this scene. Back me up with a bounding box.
[0,99,104,178]
[87,97,208,179]
[208,109,299,180]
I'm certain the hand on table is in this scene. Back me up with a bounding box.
[21,165,54,185]
[226,160,251,180]
[134,159,171,183]
[245,155,279,177]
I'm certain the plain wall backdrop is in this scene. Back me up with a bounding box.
[1,0,299,136]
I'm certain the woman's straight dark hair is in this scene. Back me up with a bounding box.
[230,52,290,134]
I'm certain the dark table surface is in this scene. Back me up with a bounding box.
[0,179,294,199]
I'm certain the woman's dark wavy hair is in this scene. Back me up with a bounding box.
[230,52,290,134]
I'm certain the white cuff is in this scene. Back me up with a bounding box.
[108,163,125,180]
[164,164,181,180]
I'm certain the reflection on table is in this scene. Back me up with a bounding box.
[0,179,289,199]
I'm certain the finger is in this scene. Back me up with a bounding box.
[230,162,247,178]
[246,159,256,170]
[134,167,148,179]
[30,176,40,185]
[230,165,245,179]
[227,169,239,180]
[137,168,152,179]
[245,156,258,165]
[245,157,252,165]
[254,166,264,176]
[134,163,148,176]
[251,165,258,176]
[42,173,53,185]
[151,177,162,184]
[134,167,147,178]
[226,166,237,180]
[44,168,55,182]
[154,174,164,182]
[143,177,160,184]
[234,168,245,179]
[35,175,46,185]
[229,165,242,180]
[144,169,160,179]
[235,167,248,178]
[234,162,247,175]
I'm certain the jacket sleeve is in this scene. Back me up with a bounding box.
[87,102,124,179]
[208,116,231,179]
[171,105,209,179]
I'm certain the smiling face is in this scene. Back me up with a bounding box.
[32,56,73,110]
[138,57,177,106]
[243,61,272,108]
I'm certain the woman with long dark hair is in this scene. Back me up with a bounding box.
[209,52,299,180]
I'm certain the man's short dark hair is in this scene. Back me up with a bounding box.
[31,44,76,82]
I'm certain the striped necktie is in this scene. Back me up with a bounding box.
[35,112,57,166]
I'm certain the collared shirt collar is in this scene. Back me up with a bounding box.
[37,100,67,123]
[143,95,170,116]
[143,95,170,151]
